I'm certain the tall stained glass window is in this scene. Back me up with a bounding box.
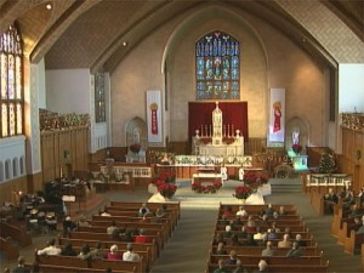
[0,24,23,138]
[196,31,240,100]
[95,73,106,123]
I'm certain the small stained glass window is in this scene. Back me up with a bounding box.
[95,73,106,123]
[196,31,240,100]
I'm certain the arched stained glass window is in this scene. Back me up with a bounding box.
[0,24,23,138]
[196,31,240,100]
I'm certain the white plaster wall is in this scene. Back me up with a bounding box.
[45,69,91,114]
[0,136,26,182]
[339,64,364,113]
[37,58,47,109]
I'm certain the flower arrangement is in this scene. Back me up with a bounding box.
[192,180,222,194]
[243,171,269,187]
[233,185,252,200]
[129,143,141,154]
[292,143,302,154]
[157,182,177,199]
[151,172,177,199]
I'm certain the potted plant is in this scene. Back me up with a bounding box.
[157,182,177,199]
[129,143,141,154]
[292,143,302,154]
[233,185,252,203]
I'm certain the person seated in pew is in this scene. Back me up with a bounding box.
[230,234,242,247]
[253,227,267,245]
[107,220,119,235]
[216,242,227,255]
[63,216,77,236]
[107,244,122,261]
[231,259,248,273]
[324,188,339,214]
[286,241,303,257]
[12,256,30,273]
[78,244,92,260]
[283,227,292,238]
[278,206,286,216]
[134,228,150,244]
[277,233,292,248]
[213,258,230,273]
[222,206,234,218]
[100,209,111,217]
[348,204,362,218]
[355,218,364,234]
[214,233,225,245]
[261,241,275,257]
[78,215,91,228]
[251,259,268,273]
[246,216,257,232]
[224,250,241,265]
[37,239,61,256]
[244,234,257,247]
[295,234,306,247]
[257,214,270,228]
[122,243,140,262]
[229,219,240,231]
[138,203,151,217]
[60,242,77,256]
[223,225,233,239]
[358,187,364,206]
[343,189,355,209]
[237,225,248,239]
[263,203,275,217]
[155,204,168,218]
[89,242,104,260]
[270,222,281,233]
[220,215,229,225]
[352,217,362,232]
[266,228,278,240]
[45,212,58,232]
[235,206,247,217]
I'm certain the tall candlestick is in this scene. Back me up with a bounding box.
[232,124,234,137]
[205,125,208,137]
[209,124,212,137]
[227,124,230,138]
[223,125,226,137]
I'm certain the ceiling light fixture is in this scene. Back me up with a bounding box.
[46,3,53,10]
[122,41,128,47]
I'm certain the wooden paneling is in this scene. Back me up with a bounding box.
[306,147,331,168]
[0,176,27,203]
[89,148,107,164]
[339,127,364,191]
[41,127,89,183]
[245,138,266,155]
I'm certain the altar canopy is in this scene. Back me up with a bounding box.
[188,101,248,142]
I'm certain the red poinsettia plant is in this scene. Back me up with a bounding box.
[151,172,177,198]
[129,143,141,154]
[192,179,222,194]
[233,185,252,199]
[292,143,302,154]
[243,171,269,187]
[158,182,177,199]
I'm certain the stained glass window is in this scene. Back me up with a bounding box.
[196,31,240,100]
[95,73,106,123]
[0,24,23,138]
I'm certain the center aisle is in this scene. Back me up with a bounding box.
[150,204,218,273]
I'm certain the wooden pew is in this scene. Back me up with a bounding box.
[78,225,168,246]
[109,201,181,216]
[210,244,321,256]
[219,204,297,214]
[210,254,325,266]
[206,262,329,273]
[25,263,132,273]
[344,230,364,255]
[214,230,312,239]
[0,236,19,260]
[361,244,364,271]
[35,254,145,273]
[59,237,157,262]
[69,230,162,251]
[0,222,32,246]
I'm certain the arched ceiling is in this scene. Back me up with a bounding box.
[0,0,363,71]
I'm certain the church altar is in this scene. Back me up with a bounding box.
[192,102,244,157]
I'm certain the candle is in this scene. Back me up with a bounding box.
[205,124,208,137]
[223,125,226,137]
[227,124,230,137]
[232,124,234,136]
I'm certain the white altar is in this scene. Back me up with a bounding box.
[192,102,244,157]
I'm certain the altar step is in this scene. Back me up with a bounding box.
[270,178,302,193]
